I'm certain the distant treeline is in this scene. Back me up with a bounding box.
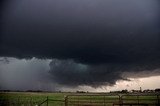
[0,88,160,93]
[0,90,57,93]
[110,88,160,93]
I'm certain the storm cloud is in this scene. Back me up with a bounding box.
[0,0,160,87]
[49,59,160,87]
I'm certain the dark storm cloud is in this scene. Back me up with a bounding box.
[49,59,123,87]
[49,59,160,87]
[0,0,160,87]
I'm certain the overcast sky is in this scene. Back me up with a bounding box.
[0,0,160,91]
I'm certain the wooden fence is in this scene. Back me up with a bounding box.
[1,93,160,106]
[38,94,160,106]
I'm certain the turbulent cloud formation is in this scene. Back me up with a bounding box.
[0,0,160,87]
[49,59,123,87]
[49,59,160,87]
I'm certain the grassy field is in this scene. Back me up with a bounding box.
[0,92,69,106]
[0,92,160,106]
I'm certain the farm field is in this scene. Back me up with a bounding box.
[0,92,69,106]
[0,92,160,106]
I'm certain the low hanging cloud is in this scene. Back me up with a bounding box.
[49,59,160,87]
[0,0,160,88]
[0,58,160,90]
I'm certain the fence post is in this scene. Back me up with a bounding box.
[120,95,122,106]
[103,95,105,106]
[157,95,160,106]
[47,96,48,106]
[18,96,20,106]
[65,96,68,106]
[137,95,139,105]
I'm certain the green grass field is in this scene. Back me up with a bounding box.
[0,92,160,106]
[0,92,69,106]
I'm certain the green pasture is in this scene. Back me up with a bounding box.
[0,92,160,106]
[0,92,68,106]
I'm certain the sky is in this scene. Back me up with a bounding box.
[0,0,160,92]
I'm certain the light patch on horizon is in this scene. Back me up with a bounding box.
[106,76,160,92]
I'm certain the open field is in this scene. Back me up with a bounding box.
[0,92,160,106]
[0,92,68,106]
